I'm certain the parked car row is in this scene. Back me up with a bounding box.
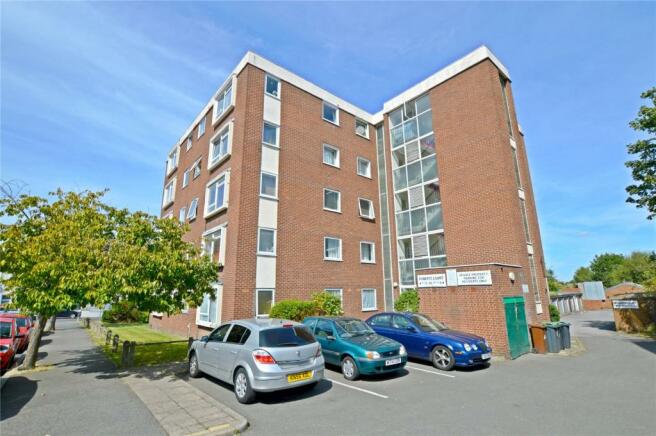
[187,311,491,404]
[0,313,32,373]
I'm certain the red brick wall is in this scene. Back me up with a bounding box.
[583,299,612,311]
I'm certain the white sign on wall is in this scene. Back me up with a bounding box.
[612,300,639,310]
[446,269,458,286]
[417,274,447,288]
[456,270,492,286]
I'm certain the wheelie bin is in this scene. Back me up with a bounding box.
[544,322,562,353]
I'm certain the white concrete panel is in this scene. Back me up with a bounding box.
[261,146,279,174]
[258,198,278,229]
[263,94,281,125]
[256,256,277,288]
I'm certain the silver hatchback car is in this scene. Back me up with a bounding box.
[188,318,325,403]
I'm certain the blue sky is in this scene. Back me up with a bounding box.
[1,2,654,280]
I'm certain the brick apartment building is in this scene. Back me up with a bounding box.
[151,46,551,358]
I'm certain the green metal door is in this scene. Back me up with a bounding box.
[503,296,531,359]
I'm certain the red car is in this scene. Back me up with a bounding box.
[3,314,32,352]
[1,317,21,372]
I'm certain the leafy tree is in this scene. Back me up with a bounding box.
[608,251,656,286]
[549,304,560,322]
[0,185,218,370]
[625,87,656,220]
[589,253,625,287]
[311,291,343,316]
[573,267,593,284]
[546,268,563,293]
[394,289,420,312]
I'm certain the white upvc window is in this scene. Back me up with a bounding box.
[204,171,230,218]
[324,237,342,261]
[187,198,199,221]
[209,122,232,170]
[360,241,375,264]
[166,146,179,175]
[257,228,276,256]
[265,74,280,98]
[357,157,372,178]
[202,226,225,263]
[185,135,193,151]
[323,188,341,213]
[212,77,235,125]
[260,172,278,199]
[322,101,339,125]
[325,288,343,306]
[322,144,340,168]
[359,198,375,219]
[361,289,377,311]
[162,177,176,207]
[355,118,369,138]
[182,169,190,188]
[197,283,221,327]
[256,289,275,317]
[262,122,280,147]
[179,207,186,223]
[192,159,202,179]
[198,116,206,138]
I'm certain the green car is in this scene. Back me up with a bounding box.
[302,316,407,380]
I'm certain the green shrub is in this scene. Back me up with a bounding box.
[269,300,316,321]
[394,289,420,312]
[549,303,560,322]
[102,301,149,324]
[311,291,344,316]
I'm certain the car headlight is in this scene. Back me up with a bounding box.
[365,351,381,359]
[463,343,472,352]
[472,344,478,351]
[485,340,490,349]
[399,346,407,356]
[0,345,9,353]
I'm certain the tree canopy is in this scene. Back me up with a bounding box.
[571,251,656,289]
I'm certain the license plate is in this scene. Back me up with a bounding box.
[385,357,402,366]
[481,353,491,360]
[287,370,313,383]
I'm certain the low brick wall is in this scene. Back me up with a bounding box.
[582,299,612,311]
[612,295,656,333]
[149,309,212,339]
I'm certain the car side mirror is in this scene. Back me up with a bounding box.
[326,335,335,341]
[406,326,417,333]
[200,335,209,342]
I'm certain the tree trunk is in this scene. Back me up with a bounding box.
[21,315,47,370]
[45,315,57,332]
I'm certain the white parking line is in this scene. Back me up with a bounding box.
[406,364,456,378]
[326,378,389,399]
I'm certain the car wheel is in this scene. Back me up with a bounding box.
[234,368,255,404]
[432,345,455,371]
[188,353,201,378]
[341,356,359,381]
[70,313,76,319]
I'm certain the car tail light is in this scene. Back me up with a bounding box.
[315,346,322,358]
[282,323,293,328]
[252,349,276,364]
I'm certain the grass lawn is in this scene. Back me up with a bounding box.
[90,323,189,367]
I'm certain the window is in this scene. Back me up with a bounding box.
[322,101,339,125]
[314,319,334,338]
[184,136,193,151]
[360,241,375,263]
[213,81,234,123]
[209,124,231,168]
[198,116,206,138]
[187,198,199,221]
[361,289,377,311]
[226,324,251,344]
[359,198,374,219]
[257,228,276,255]
[182,169,190,188]
[355,119,369,138]
[179,207,186,223]
[323,189,341,212]
[162,178,176,207]
[256,289,274,317]
[260,172,278,199]
[262,122,279,147]
[511,146,522,187]
[392,315,411,329]
[322,144,340,167]
[369,314,391,327]
[520,198,531,242]
[325,288,343,306]
[208,324,230,342]
[166,147,179,174]
[357,157,372,178]
[265,74,280,98]
[324,237,342,261]
[192,159,202,179]
[205,173,228,217]
[198,285,221,325]
[202,227,224,264]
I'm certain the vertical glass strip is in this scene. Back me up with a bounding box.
[376,125,394,310]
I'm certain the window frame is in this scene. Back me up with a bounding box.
[166,145,180,175]
[360,241,376,264]
[355,118,369,139]
[197,116,206,138]
[212,76,236,126]
[257,227,277,256]
[185,135,193,151]
[357,157,372,179]
[208,122,232,170]
[260,172,278,200]
[265,74,281,99]
[322,101,339,125]
[162,177,176,208]
[187,198,199,221]
[179,207,186,223]
[323,188,341,213]
[361,288,377,312]
[256,288,275,318]
[182,169,190,188]
[358,197,375,219]
[262,121,280,148]
[323,237,343,261]
[192,158,202,179]
[322,143,340,168]
[204,171,230,219]
[196,283,222,328]
[201,224,227,265]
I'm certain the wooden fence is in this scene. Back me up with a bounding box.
[86,319,193,367]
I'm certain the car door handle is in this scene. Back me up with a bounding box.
[230,350,237,355]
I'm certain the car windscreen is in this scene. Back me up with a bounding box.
[259,326,316,347]
[14,318,27,328]
[335,319,375,337]
[0,322,12,338]
[410,314,447,332]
